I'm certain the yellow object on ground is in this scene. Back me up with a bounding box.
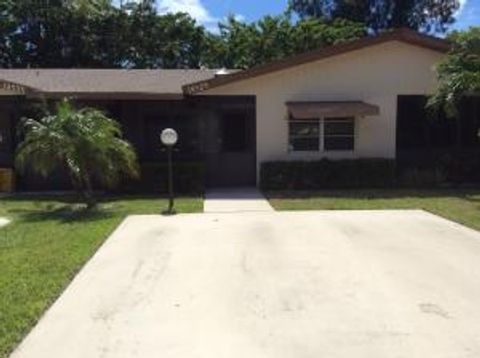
[0,168,15,192]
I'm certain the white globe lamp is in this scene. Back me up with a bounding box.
[160,128,178,147]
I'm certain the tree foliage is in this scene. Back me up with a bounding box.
[0,0,366,69]
[15,99,139,207]
[289,0,460,33]
[0,0,205,68]
[428,27,480,119]
[204,15,365,69]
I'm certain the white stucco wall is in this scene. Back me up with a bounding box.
[200,40,445,180]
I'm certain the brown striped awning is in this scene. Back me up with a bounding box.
[286,101,380,119]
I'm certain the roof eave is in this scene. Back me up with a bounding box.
[26,92,185,100]
[0,79,38,95]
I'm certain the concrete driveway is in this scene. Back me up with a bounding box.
[11,210,480,358]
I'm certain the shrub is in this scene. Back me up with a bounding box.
[399,168,446,188]
[397,149,480,186]
[437,152,480,184]
[123,161,205,194]
[260,159,395,190]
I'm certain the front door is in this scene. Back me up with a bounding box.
[206,110,256,187]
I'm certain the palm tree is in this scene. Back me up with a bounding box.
[15,99,139,208]
[427,28,480,148]
[428,27,480,119]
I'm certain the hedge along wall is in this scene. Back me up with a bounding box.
[260,159,396,190]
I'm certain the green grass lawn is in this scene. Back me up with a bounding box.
[266,189,480,231]
[0,195,202,358]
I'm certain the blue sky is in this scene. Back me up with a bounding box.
[153,0,479,32]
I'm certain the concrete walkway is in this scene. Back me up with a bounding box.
[204,187,274,213]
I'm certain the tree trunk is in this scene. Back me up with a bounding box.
[81,172,96,209]
[66,165,85,204]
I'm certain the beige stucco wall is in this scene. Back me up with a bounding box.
[200,40,445,181]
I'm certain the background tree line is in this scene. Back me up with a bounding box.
[0,0,461,69]
[290,0,460,33]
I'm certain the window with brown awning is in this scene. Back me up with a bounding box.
[286,101,379,119]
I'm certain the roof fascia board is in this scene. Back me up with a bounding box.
[26,92,185,100]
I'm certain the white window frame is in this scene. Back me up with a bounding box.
[288,116,356,153]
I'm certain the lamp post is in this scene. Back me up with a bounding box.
[160,128,178,214]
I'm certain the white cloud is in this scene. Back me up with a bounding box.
[157,0,218,26]
[233,14,246,22]
[455,0,468,17]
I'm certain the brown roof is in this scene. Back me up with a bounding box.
[0,69,225,99]
[183,28,450,95]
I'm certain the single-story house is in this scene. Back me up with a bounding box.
[0,28,478,191]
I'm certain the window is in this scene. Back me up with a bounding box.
[288,117,355,152]
[288,121,320,151]
[324,117,355,151]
